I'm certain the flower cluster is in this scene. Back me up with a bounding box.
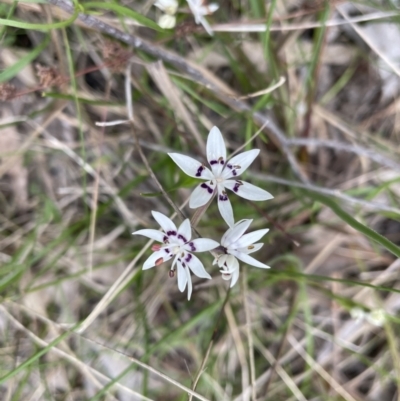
[133,126,273,299]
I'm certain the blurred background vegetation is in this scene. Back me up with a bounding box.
[1,0,400,400]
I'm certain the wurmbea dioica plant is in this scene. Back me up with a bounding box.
[133,126,273,299]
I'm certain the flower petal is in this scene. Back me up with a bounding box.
[143,249,173,270]
[189,181,215,208]
[157,14,176,29]
[184,238,219,253]
[207,126,226,176]
[185,252,211,279]
[177,219,192,243]
[229,257,240,287]
[225,180,274,201]
[230,250,270,269]
[132,229,165,243]
[221,219,253,247]
[217,187,234,228]
[235,229,269,248]
[151,211,177,234]
[168,153,213,180]
[207,3,219,13]
[223,149,260,179]
[237,243,263,254]
[154,0,178,14]
[198,15,214,36]
[186,266,193,300]
[177,261,187,292]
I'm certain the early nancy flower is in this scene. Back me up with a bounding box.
[186,0,219,36]
[169,126,273,227]
[132,211,219,299]
[213,219,270,287]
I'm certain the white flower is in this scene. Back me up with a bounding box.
[168,126,273,227]
[154,0,178,15]
[213,219,270,287]
[132,211,219,300]
[158,14,177,29]
[154,0,178,28]
[350,307,387,327]
[186,0,219,36]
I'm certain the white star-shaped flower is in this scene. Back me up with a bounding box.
[133,211,219,299]
[169,126,273,227]
[214,219,270,287]
[186,0,219,35]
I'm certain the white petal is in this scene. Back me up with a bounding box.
[225,180,274,201]
[177,219,192,243]
[221,219,252,247]
[177,261,187,292]
[230,258,240,287]
[237,243,263,254]
[189,181,215,208]
[158,14,176,29]
[207,126,226,175]
[185,252,211,279]
[185,266,193,300]
[231,250,270,269]
[207,3,219,13]
[154,0,178,14]
[151,211,177,234]
[222,149,260,179]
[168,153,213,180]
[198,15,214,36]
[143,249,173,270]
[187,0,200,23]
[184,238,219,253]
[217,187,234,228]
[235,229,269,248]
[132,229,165,243]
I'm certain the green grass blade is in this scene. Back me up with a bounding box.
[0,36,49,83]
[303,189,400,258]
[0,7,78,30]
[83,2,165,32]
[0,322,81,386]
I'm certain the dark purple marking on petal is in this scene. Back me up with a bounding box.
[201,183,214,194]
[178,234,187,243]
[185,253,192,263]
[232,170,237,176]
[233,180,243,193]
[210,160,218,165]
[188,241,196,252]
[219,192,228,201]
[167,230,177,236]
[182,262,186,268]
[164,248,170,254]
[196,165,205,177]
[163,236,169,243]
[226,164,233,169]
[218,157,225,165]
